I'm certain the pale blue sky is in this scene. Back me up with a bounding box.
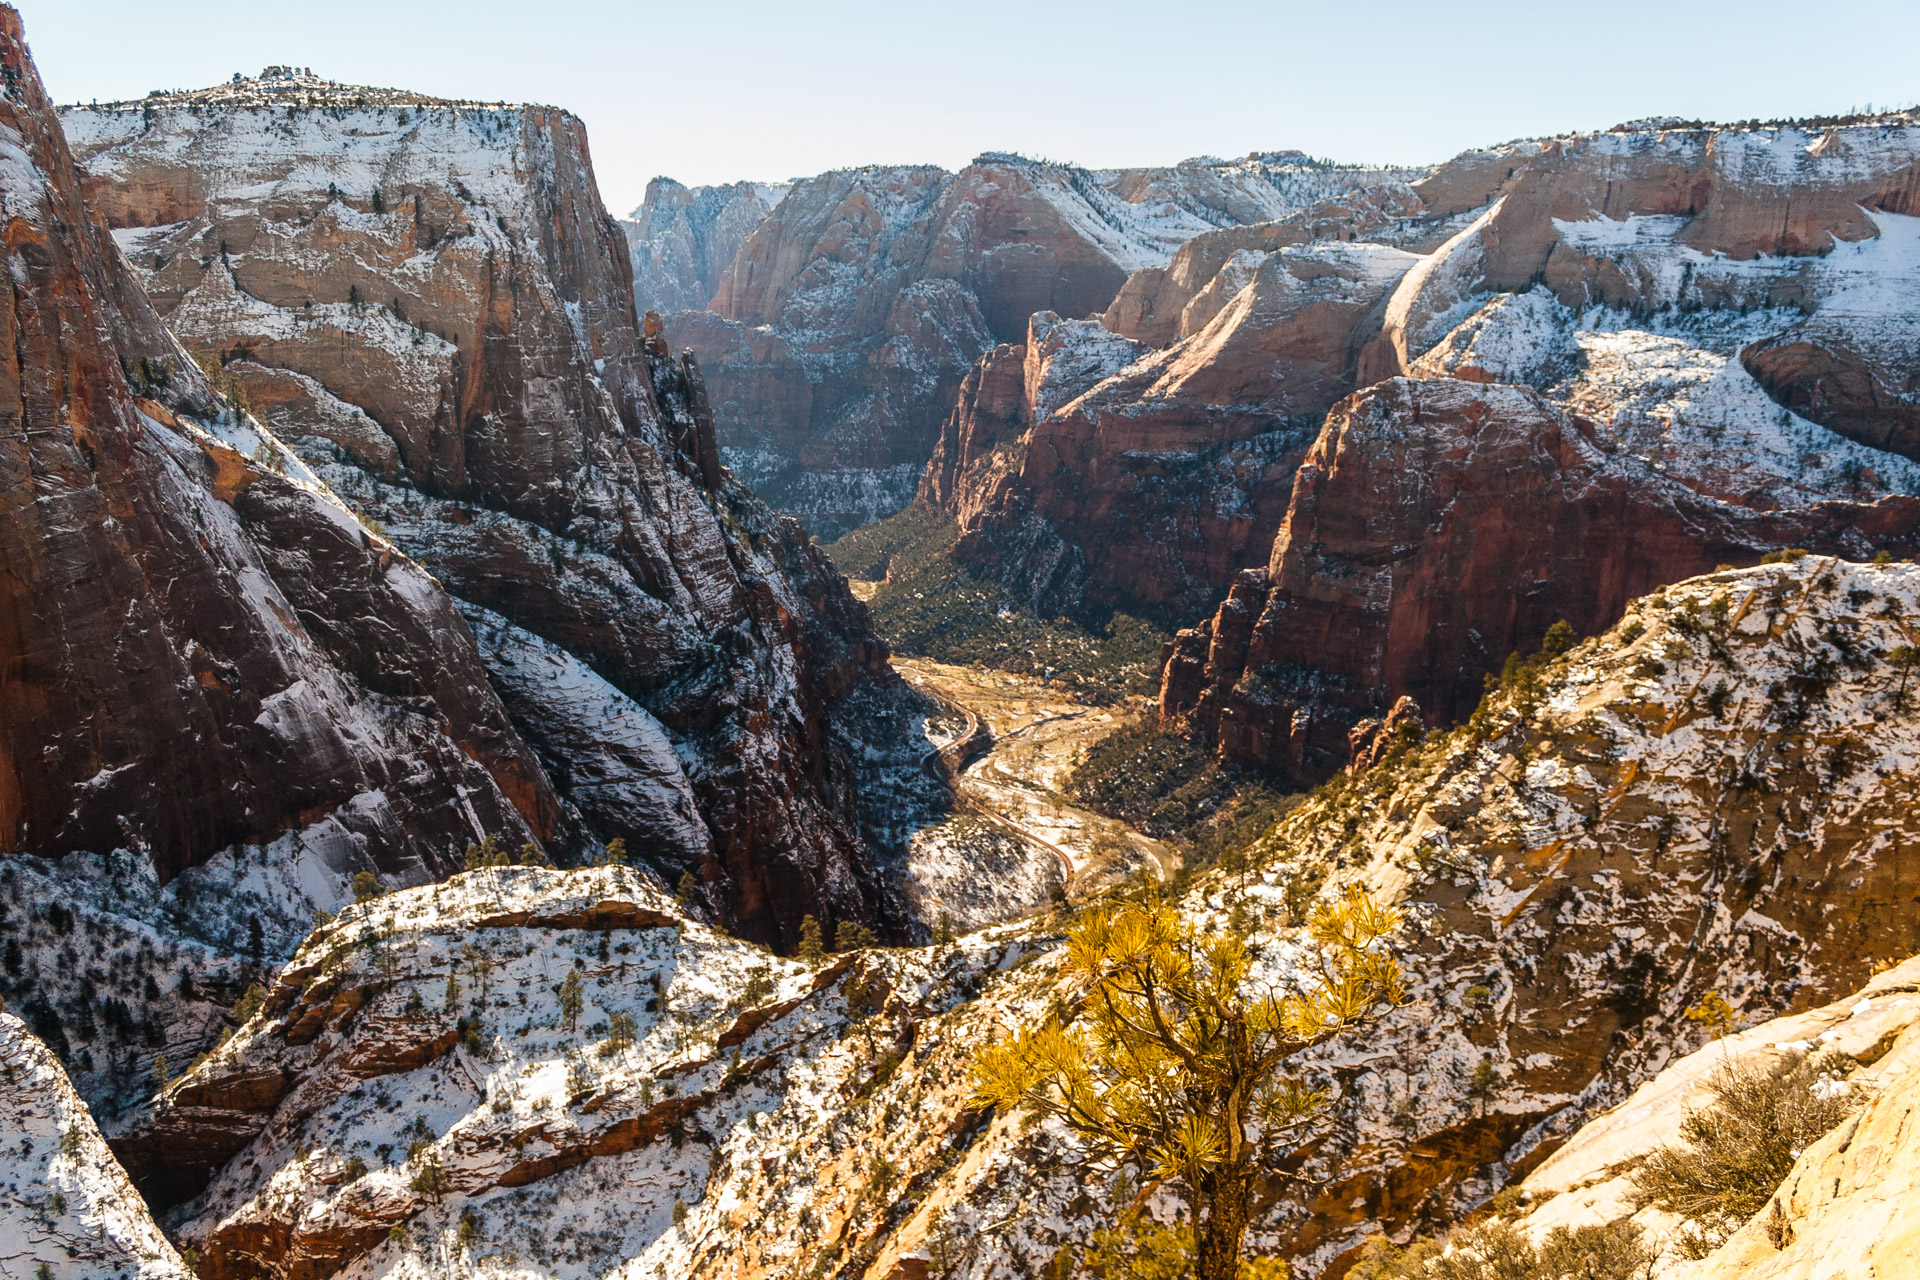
[25,0,1920,217]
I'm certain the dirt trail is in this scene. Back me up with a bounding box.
[895,657,1176,891]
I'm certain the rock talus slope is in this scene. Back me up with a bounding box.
[1,12,557,891]
[0,1012,194,1279]
[63,76,913,946]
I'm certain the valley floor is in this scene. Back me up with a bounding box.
[897,657,1176,894]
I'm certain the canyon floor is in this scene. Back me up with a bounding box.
[895,656,1176,894]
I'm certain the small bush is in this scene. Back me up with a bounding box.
[1630,1050,1855,1256]
[1348,1220,1655,1280]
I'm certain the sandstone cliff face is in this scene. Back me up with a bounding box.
[63,76,910,947]
[1161,378,1920,780]
[681,154,1417,535]
[132,561,1920,1279]
[619,177,781,315]
[1361,118,1920,454]
[1487,954,1920,1272]
[0,1011,194,1279]
[2,19,558,897]
[923,118,1920,708]
[945,243,1420,616]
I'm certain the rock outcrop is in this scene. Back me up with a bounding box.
[1493,954,1920,1263]
[1161,378,1920,780]
[64,73,914,947]
[677,154,1417,535]
[0,1011,194,1279]
[619,177,781,315]
[900,118,1920,738]
[2,16,558,894]
[129,560,1920,1279]
[951,243,1423,616]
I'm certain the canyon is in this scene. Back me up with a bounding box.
[631,154,1420,536]
[1,5,1918,1279]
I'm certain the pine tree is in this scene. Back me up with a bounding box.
[246,914,264,963]
[971,888,1405,1280]
[834,920,876,951]
[351,871,383,904]
[558,969,583,1033]
[796,915,825,966]
[601,837,628,867]
[444,966,461,1012]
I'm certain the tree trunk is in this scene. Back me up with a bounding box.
[1195,1169,1253,1280]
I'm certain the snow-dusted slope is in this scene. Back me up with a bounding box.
[136,559,1920,1279]
[0,1013,193,1280]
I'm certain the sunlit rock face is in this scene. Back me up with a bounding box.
[63,70,915,948]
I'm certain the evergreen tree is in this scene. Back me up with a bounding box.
[558,969,583,1033]
[796,915,825,966]
[971,888,1405,1280]
[834,920,876,951]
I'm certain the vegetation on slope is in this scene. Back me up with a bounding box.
[820,507,1169,705]
[1065,720,1297,874]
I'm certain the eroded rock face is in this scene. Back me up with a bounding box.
[683,154,1419,535]
[1495,955,1920,1261]
[619,178,780,315]
[136,563,1920,1280]
[63,75,910,947]
[948,244,1419,616]
[1161,378,1920,781]
[1361,120,1920,457]
[2,16,557,888]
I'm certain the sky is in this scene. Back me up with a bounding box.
[24,0,1920,217]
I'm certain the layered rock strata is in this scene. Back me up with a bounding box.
[677,154,1418,534]
[4,15,557,894]
[1161,377,1920,781]
[64,75,912,946]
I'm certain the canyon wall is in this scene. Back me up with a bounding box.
[2,23,557,892]
[670,153,1421,535]
[63,73,913,947]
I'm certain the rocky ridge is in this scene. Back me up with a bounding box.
[119,557,1920,1279]
[2,12,559,921]
[898,116,1920,775]
[1490,954,1920,1269]
[0,1011,193,1280]
[619,178,783,316]
[61,73,920,948]
[669,153,1419,535]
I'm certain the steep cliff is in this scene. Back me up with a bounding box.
[914,119,1920,721]
[63,72,913,947]
[619,177,782,315]
[1162,378,1920,781]
[679,153,1417,535]
[2,20,558,899]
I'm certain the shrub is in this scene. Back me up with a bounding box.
[1630,1050,1856,1256]
[1349,1220,1655,1280]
